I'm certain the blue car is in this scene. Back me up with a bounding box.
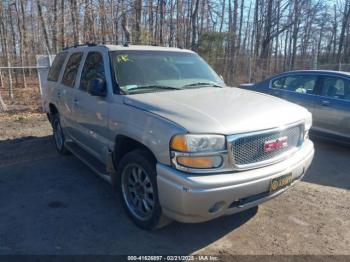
[240,70,350,145]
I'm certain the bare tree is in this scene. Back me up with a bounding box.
[0,0,349,95]
[337,0,350,66]
[37,0,52,54]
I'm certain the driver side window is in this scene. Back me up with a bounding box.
[80,52,106,92]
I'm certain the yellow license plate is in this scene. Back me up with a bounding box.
[270,173,293,193]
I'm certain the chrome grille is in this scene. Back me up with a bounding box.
[231,124,303,167]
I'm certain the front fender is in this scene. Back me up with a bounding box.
[108,102,186,165]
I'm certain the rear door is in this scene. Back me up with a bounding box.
[45,52,68,112]
[312,75,350,139]
[58,51,84,136]
[268,74,319,112]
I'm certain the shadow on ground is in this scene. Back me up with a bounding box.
[1,135,349,254]
[0,135,258,255]
[302,137,350,190]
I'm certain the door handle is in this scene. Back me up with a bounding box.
[73,99,79,106]
[321,100,330,106]
[57,92,61,99]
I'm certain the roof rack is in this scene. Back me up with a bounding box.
[63,43,97,50]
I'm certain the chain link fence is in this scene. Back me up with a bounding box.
[1,53,349,113]
[0,56,51,113]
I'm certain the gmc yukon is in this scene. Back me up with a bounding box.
[42,44,314,230]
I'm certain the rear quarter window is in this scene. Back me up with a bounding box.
[47,52,68,82]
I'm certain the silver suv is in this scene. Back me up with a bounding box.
[43,44,314,230]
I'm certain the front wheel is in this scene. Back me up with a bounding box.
[117,149,171,230]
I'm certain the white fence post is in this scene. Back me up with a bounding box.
[36,55,55,111]
[36,55,52,96]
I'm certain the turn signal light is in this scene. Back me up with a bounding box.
[177,156,223,169]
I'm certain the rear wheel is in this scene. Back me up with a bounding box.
[117,149,171,230]
[52,114,69,155]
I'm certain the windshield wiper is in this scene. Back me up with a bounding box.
[182,82,223,88]
[127,85,181,93]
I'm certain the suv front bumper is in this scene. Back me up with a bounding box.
[156,140,314,223]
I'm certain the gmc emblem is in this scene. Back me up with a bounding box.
[264,137,288,152]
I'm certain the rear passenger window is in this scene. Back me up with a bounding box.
[61,52,83,87]
[271,75,317,94]
[47,52,67,82]
[80,52,105,92]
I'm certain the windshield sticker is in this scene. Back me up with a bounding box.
[117,54,130,63]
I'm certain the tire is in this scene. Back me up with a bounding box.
[117,149,172,230]
[52,114,69,155]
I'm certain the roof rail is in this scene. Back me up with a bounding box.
[63,43,97,50]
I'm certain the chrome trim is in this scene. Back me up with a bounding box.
[171,121,306,174]
[227,121,305,171]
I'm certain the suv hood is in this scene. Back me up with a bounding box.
[123,87,309,134]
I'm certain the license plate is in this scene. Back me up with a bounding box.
[270,173,293,193]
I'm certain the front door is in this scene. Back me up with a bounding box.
[72,51,109,162]
[269,74,319,112]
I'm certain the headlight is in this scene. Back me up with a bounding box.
[305,113,312,131]
[304,113,312,140]
[170,134,226,170]
[170,134,226,152]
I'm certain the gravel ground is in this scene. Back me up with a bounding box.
[0,113,349,258]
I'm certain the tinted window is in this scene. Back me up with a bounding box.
[272,75,317,94]
[47,52,67,82]
[80,52,105,92]
[61,52,83,87]
[320,77,350,101]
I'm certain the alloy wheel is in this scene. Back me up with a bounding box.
[121,163,155,221]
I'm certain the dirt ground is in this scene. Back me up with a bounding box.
[0,113,349,258]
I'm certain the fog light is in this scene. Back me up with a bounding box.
[208,201,225,213]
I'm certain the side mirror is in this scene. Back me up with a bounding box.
[87,78,107,97]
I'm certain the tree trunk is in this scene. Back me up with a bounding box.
[8,4,19,87]
[191,0,200,50]
[19,0,29,67]
[337,0,350,66]
[0,69,7,111]
[37,0,52,54]
[60,0,65,49]
[290,1,300,70]
[53,0,58,53]
[148,0,154,44]
[134,0,142,44]
[99,0,107,43]
[121,0,131,43]
[69,0,79,45]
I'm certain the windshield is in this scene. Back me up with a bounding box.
[110,50,225,94]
